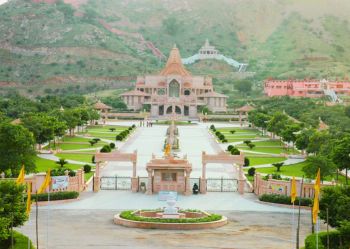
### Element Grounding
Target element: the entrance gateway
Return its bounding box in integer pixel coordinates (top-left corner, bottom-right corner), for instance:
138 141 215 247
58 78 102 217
94 151 246 194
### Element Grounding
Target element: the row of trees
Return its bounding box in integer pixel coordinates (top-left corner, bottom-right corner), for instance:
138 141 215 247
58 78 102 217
249 109 350 183
0 94 100 177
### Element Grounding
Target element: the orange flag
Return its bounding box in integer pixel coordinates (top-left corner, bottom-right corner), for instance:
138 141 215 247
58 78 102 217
38 169 51 194
26 183 31 215
312 168 321 224
291 177 297 204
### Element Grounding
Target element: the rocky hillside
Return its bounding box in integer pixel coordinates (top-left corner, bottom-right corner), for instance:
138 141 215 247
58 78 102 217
1 0 350 94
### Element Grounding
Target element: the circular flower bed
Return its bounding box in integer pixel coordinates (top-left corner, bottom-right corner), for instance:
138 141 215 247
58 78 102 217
114 209 227 230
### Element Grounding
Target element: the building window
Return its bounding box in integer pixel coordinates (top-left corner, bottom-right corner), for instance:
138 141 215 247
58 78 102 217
157 88 166 95
184 89 191 96
169 80 180 98
162 173 176 182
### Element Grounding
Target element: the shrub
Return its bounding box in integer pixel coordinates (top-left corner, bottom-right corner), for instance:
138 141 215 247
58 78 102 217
92 138 100 143
51 168 75 176
272 162 284 172
244 157 250 167
230 147 240 155
218 134 225 141
91 155 95 163
215 131 221 136
230 130 236 134
83 164 91 173
100 145 111 153
222 139 228 143
109 142 115 149
27 191 79 202
227 145 234 151
128 127 133 131
259 194 312 206
243 140 252 145
248 143 255 150
210 124 215 130
132 124 136 128
248 167 256 176
304 230 347 249
116 134 123 141
109 128 116 132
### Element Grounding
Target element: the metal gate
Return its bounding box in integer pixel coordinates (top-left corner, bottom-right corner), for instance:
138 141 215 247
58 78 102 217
206 178 238 192
100 176 131 190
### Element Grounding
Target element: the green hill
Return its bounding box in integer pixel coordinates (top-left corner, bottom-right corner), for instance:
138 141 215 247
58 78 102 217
1 0 350 95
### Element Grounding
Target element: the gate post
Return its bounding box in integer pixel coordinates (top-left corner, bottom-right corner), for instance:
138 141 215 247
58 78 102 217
131 177 139 192
238 164 245 195
93 162 100 193
146 169 153 195
200 159 207 194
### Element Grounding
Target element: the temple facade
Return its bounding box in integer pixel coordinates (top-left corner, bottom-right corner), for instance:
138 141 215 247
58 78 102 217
120 45 227 119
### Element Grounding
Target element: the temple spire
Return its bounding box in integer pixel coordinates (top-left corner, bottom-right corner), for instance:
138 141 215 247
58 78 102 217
159 45 191 76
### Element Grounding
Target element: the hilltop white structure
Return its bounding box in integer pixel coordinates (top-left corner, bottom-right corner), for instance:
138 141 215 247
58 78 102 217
182 39 248 72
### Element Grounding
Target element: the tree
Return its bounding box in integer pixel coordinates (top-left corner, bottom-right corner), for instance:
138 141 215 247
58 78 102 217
319 186 350 227
0 181 27 244
234 79 253 95
332 135 350 184
89 140 97 147
267 112 289 138
162 17 182 35
295 129 315 153
280 123 301 148
248 143 255 150
302 155 336 181
62 109 80 136
230 130 236 134
21 113 56 148
56 158 68 168
230 147 240 155
306 131 330 155
244 157 250 167
248 110 270 136
109 128 116 132
243 140 252 146
272 162 284 172
248 167 256 176
0 123 36 175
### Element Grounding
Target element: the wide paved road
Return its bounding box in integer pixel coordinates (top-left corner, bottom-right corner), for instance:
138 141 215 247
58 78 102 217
101 123 239 178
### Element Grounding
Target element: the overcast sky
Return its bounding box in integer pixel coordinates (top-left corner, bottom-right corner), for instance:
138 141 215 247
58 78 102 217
0 0 8 5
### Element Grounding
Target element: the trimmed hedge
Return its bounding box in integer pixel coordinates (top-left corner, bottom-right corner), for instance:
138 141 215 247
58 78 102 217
120 210 222 223
259 193 312 206
26 191 79 202
304 230 350 249
0 231 35 249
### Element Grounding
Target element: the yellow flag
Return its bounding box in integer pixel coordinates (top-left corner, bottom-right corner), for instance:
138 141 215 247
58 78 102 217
312 168 321 224
26 183 31 215
15 165 25 185
291 177 297 204
38 169 51 194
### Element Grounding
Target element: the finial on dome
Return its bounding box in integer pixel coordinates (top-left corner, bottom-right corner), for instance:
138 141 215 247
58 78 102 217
173 44 177 49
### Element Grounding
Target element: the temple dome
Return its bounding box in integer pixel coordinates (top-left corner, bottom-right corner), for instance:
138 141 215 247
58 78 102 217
160 45 191 76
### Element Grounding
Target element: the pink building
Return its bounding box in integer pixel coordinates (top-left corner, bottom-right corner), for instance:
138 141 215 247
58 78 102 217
264 79 350 101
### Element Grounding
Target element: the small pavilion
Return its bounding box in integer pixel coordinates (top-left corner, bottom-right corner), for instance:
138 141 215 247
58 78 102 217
236 104 255 126
93 100 112 123
145 155 192 195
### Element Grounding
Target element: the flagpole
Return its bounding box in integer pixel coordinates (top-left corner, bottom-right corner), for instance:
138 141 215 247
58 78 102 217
47 187 50 249
326 208 329 249
316 211 319 249
296 177 304 249
292 202 295 249
36 190 39 249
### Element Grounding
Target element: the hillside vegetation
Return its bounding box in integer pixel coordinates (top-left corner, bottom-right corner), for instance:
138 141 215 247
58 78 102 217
1 0 350 96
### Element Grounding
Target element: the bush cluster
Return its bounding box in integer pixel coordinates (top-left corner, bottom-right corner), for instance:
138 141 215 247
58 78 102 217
259 194 312 206
27 191 79 202
226 145 240 155
214 130 227 143
116 125 136 141
304 226 350 249
100 145 111 153
120 210 222 223
83 164 91 173
248 167 255 176
51 168 76 177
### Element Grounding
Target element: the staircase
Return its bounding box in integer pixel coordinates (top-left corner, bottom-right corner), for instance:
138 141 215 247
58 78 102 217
323 89 343 103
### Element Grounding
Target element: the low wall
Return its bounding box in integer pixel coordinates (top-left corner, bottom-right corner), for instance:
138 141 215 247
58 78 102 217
114 214 228 230
253 173 334 198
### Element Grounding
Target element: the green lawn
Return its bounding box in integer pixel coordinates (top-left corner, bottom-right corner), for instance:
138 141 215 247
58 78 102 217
216 127 260 133
35 156 82 172
247 161 348 184
84 171 94 182
56 153 94 163
86 125 128 133
247 157 286 166
84 132 118 140
12 231 35 249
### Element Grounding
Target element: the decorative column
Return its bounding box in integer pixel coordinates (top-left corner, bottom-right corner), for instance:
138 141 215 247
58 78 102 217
200 152 207 194
93 162 100 193
184 169 191 196
146 169 153 195
239 111 242 127
131 160 138 192
238 164 245 195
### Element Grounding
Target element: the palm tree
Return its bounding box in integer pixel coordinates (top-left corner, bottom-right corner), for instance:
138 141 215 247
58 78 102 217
56 158 68 168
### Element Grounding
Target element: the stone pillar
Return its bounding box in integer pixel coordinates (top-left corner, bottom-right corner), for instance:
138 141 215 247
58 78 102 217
184 169 191 196
151 104 158 117
200 153 207 194
93 162 100 193
239 112 242 127
238 164 245 195
146 169 153 195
